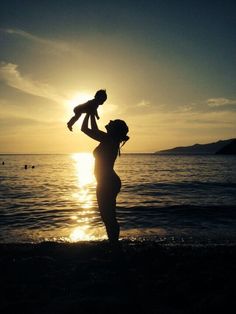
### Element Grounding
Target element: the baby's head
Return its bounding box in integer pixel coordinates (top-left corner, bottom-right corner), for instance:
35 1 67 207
94 89 107 104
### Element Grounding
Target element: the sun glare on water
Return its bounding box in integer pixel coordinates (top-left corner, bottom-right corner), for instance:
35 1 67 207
72 152 95 187
68 153 106 242
69 225 106 242
69 226 95 241
71 153 95 209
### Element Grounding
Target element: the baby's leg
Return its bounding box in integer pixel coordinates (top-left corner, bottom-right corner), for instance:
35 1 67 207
73 106 83 115
67 113 81 131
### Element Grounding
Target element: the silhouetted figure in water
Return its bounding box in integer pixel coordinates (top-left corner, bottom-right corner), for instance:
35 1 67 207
32 165 35 169
81 113 129 245
2 161 4 165
67 89 107 131
24 165 27 169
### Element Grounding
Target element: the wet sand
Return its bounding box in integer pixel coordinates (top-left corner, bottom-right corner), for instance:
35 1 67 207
1 240 236 314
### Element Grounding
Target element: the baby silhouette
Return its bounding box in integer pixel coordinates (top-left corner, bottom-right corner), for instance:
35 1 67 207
67 89 107 131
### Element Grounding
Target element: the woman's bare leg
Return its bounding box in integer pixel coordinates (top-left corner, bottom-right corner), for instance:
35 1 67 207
104 214 120 244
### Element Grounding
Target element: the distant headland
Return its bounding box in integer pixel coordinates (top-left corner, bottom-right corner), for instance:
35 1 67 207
155 138 236 155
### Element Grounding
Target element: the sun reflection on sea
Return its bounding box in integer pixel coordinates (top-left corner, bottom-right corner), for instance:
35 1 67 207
68 153 105 241
72 152 95 187
71 152 95 209
69 226 94 241
69 225 106 242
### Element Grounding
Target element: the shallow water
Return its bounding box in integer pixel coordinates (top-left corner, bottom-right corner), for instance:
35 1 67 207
0 153 236 244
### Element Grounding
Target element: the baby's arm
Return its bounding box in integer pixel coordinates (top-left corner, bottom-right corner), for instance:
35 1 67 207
94 109 99 120
88 102 99 119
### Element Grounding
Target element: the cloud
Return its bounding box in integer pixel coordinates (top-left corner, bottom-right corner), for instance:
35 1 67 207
121 99 167 118
153 98 236 130
137 100 150 107
0 62 65 103
178 97 236 114
207 98 236 107
0 116 51 128
2 28 70 52
178 110 236 128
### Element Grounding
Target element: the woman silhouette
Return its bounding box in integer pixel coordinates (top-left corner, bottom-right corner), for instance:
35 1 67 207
81 113 129 245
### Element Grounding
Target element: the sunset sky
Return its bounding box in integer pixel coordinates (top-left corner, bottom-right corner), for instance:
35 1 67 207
1 0 236 153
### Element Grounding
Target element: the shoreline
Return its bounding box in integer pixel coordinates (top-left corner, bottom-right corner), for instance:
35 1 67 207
1 240 236 313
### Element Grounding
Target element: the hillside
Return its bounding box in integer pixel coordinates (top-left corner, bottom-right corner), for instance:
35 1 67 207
155 139 236 155
215 139 236 155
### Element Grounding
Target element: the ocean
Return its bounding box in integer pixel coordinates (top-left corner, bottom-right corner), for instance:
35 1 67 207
0 153 236 244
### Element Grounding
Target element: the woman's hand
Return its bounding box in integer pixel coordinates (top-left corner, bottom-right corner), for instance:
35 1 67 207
81 113 107 142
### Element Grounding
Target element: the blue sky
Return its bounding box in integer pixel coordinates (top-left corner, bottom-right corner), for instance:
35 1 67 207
0 0 236 153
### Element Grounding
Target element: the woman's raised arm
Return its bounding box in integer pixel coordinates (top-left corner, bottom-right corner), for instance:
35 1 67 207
90 114 99 130
81 113 107 142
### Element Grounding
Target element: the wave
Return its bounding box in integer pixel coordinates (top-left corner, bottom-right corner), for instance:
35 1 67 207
117 204 236 211
116 204 236 229
124 181 236 191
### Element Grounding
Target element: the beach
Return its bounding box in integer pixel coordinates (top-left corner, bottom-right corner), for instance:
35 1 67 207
1 240 236 314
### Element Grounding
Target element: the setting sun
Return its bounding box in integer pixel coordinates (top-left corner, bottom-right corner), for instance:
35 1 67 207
66 92 93 110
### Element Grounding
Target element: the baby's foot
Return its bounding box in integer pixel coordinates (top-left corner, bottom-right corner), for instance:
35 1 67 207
67 122 73 131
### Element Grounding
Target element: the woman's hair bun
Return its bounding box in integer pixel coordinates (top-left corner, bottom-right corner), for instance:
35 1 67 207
109 119 129 144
